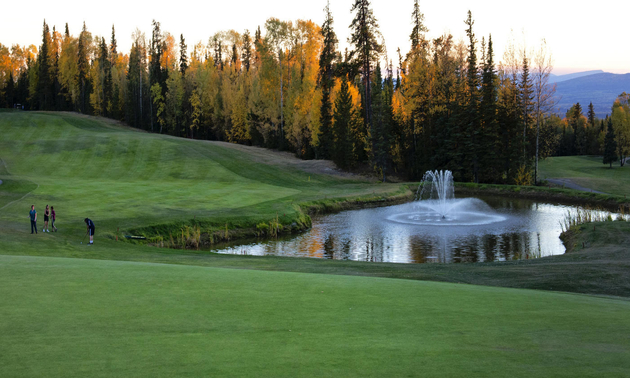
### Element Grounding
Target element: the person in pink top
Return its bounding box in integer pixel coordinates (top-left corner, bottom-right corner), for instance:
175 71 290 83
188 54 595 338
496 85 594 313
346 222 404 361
51 206 57 232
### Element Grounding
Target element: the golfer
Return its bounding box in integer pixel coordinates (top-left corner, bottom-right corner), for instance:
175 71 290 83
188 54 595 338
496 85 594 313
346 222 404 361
51 206 57 232
84 218 95 245
29 205 37 234
43 205 50 232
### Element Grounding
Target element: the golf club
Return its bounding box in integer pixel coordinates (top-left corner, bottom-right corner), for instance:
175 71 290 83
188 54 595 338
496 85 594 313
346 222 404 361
81 232 87 244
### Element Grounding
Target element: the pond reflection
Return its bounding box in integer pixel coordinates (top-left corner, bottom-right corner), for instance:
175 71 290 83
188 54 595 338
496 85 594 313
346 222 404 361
212 197 607 264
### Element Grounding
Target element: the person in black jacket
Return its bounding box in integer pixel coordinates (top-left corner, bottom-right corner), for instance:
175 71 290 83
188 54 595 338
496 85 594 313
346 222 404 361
84 218 95 245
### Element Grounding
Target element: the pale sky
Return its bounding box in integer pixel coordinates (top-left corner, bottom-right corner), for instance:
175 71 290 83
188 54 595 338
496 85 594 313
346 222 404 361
2 0 628 75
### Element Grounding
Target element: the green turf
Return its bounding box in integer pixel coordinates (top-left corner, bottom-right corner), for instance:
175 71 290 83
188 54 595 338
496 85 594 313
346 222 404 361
539 156 630 196
2 112 630 376
1 254 629 378
0 111 401 238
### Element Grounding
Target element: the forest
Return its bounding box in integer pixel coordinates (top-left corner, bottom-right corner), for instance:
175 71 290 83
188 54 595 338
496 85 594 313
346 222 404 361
1 0 629 184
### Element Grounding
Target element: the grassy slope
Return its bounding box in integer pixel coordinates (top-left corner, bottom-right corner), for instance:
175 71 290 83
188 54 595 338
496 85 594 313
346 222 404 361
2 112 630 375
1 254 629 378
0 111 401 237
539 155 630 196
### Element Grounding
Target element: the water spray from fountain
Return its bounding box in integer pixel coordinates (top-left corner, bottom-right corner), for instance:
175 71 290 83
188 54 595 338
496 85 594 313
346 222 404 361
387 170 507 226
416 170 455 218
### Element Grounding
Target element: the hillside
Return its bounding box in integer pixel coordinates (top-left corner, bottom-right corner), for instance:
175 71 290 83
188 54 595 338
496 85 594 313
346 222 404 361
554 72 630 117
0 111 401 240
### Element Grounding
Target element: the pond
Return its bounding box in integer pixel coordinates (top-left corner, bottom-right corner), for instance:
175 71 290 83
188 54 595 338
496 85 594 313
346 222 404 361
211 196 609 264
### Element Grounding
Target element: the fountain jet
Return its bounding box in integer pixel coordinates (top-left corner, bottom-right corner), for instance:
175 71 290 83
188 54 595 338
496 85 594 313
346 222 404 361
387 170 507 226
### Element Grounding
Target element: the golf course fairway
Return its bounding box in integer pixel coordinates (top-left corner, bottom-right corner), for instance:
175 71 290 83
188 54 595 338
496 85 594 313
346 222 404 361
1 111 630 376
2 255 629 377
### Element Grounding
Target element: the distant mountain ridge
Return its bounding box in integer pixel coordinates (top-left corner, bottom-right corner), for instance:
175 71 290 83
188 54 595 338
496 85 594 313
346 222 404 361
549 70 605 84
553 72 630 117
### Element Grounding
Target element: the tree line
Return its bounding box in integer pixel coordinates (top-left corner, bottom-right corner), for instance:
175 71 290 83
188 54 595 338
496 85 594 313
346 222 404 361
1 0 628 183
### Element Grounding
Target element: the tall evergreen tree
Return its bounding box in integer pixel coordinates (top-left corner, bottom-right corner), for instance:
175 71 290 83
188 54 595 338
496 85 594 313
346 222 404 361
241 30 252 72
464 11 481 183
409 0 428 51
318 0 338 159
332 78 355 169
110 25 117 66
571 103 587 155
349 0 383 145
51 26 63 111
587 102 596 128
36 20 53 110
77 22 91 114
149 20 166 132
480 34 499 182
520 54 534 163
179 34 188 74
371 63 391 181
100 37 113 116
5 72 15 108
603 118 617 168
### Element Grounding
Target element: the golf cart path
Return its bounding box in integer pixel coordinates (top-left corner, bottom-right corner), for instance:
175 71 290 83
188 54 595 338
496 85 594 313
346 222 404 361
547 178 608 195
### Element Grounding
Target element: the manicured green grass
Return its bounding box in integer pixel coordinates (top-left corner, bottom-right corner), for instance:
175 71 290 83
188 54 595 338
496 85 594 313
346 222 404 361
3 112 630 376
1 254 629 378
0 111 401 239
539 156 630 196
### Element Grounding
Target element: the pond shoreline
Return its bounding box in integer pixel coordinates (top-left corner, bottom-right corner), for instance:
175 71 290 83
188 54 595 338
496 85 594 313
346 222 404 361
127 183 629 250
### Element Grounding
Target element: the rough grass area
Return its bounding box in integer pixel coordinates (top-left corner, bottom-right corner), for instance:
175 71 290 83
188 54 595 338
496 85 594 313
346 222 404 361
539 155 630 197
1 254 629 378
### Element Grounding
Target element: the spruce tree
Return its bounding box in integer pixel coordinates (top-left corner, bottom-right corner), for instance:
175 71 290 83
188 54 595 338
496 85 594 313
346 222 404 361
99 37 113 116
77 22 91 114
110 25 118 66
464 11 481 183
177 35 186 75
349 0 383 144
520 55 534 163
149 20 166 132
587 102 596 128
603 118 617 168
371 63 391 182
36 20 52 110
5 72 15 108
480 34 499 182
409 0 428 51
241 30 252 72
332 79 355 169
318 0 338 159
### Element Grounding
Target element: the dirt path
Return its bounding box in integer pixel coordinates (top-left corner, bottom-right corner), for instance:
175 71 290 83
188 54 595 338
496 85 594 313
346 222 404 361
547 178 607 194
203 140 373 181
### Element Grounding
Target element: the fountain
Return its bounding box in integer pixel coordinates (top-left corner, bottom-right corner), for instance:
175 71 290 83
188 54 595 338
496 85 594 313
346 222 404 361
388 170 507 226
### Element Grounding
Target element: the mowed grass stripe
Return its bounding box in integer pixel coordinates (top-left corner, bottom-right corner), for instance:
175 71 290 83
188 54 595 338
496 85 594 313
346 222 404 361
1 254 628 378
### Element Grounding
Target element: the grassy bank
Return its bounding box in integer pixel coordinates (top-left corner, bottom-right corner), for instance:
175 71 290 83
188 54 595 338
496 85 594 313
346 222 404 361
539 155 630 196
454 182 630 211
